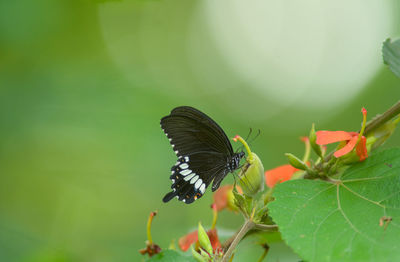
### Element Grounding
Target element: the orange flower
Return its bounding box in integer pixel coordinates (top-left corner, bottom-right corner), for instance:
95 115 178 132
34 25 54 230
213 185 242 211
178 229 221 252
265 164 299 188
316 108 368 161
178 230 198 252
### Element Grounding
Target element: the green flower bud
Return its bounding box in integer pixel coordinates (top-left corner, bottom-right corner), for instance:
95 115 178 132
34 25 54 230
238 152 265 197
285 153 308 170
233 135 264 197
197 222 212 255
309 123 323 158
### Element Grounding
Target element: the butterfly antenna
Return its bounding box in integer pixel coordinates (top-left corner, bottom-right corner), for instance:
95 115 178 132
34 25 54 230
245 128 253 141
248 129 261 144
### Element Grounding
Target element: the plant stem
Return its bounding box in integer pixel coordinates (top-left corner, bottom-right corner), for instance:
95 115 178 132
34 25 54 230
222 220 255 262
256 244 270 262
364 100 400 135
254 223 278 231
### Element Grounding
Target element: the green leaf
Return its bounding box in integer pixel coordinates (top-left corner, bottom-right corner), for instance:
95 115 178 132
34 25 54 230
383 38 400 78
146 250 197 262
268 148 400 262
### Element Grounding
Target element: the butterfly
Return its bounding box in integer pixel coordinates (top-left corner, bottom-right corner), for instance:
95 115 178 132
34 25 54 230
160 106 245 204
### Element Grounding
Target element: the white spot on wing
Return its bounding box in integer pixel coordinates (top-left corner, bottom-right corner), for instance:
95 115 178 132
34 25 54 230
183 199 186 203
175 150 179 155
184 172 195 181
190 175 199 184
169 138 172 142
200 183 206 194
181 169 192 176
185 156 189 162
171 179 175 183
195 179 202 189
179 163 189 169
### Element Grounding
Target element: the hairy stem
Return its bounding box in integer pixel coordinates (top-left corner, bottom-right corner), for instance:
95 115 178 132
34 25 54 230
364 100 400 135
222 220 255 262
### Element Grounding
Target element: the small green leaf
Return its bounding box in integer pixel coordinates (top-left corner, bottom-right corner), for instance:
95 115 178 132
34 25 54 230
383 38 400 78
268 148 400 262
233 186 245 209
191 245 207 262
147 250 196 262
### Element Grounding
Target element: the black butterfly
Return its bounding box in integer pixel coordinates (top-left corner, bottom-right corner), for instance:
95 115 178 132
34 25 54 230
160 106 245 204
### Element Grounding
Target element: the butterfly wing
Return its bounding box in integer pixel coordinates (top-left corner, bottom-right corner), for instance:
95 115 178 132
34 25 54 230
161 106 235 204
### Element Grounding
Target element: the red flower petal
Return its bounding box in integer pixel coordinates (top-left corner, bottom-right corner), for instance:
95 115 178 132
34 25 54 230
178 229 221 253
178 231 198 252
213 185 233 211
333 136 358 158
265 164 298 188
300 136 309 142
213 185 242 211
207 229 221 251
356 136 368 161
316 131 353 145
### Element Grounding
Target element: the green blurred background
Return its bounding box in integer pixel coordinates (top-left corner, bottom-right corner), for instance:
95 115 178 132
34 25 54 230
1 0 400 261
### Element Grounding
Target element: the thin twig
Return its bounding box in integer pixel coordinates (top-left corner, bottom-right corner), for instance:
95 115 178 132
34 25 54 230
364 100 400 135
222 220 255 262
256 243 270 262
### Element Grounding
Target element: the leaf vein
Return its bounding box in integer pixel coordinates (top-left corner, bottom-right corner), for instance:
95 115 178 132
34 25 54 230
342 167 400 183
336 185 378 245
312 208 339 261
340 183 385 208
340 154 400 179
287 184 336 227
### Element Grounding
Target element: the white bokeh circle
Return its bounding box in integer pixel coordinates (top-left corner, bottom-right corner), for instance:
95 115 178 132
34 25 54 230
196 0 395 110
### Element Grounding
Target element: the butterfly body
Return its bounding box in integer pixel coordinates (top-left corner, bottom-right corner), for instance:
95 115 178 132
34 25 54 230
160 106 244 204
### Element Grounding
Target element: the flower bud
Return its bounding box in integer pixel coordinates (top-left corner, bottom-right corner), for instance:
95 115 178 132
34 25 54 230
198 222 212 255
238 152 265 197
309 123 323 157
285 153 308 170
233 135 265 197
